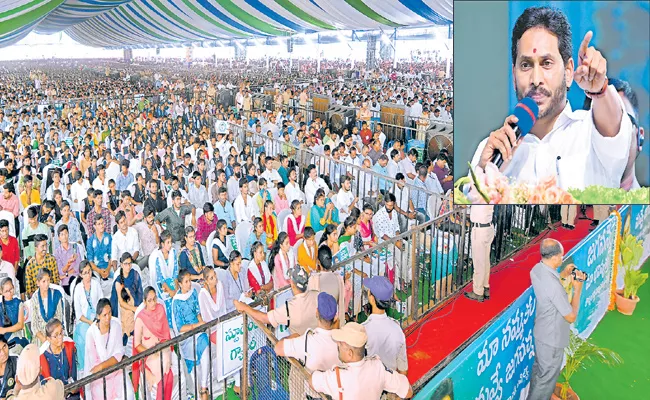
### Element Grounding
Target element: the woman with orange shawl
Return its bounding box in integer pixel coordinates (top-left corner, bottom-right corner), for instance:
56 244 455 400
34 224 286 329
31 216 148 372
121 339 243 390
261 200 278 248
133 286 174 400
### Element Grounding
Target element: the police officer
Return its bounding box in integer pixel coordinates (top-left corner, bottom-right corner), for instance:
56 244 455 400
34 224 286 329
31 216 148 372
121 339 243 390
362 276 408 375
275 292 341 400
310 323 413 399
234 265 319 335
465 205 495 302
527 239 586 400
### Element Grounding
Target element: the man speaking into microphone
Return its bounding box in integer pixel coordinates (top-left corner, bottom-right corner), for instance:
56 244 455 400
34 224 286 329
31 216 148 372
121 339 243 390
469 6 634 190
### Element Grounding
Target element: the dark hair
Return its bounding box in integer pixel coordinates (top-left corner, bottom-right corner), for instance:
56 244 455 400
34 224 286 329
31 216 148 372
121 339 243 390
267 232 289 274
304 226 315 239
56 224 69 237
177 268 191 283
45 318 64 338
319 224 337 246
96 298 112 319
250 241 264 259
143 286 156 300
115 210 126 225
160 230 172 245
229 250 242 263
0 220 8 229
203 202 214 213
511 7 572 66
120 252 133 263
384 193 396 204
317 245 333 271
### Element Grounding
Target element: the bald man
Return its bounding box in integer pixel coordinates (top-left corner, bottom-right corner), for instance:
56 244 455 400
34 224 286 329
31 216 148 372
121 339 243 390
527 239 586 400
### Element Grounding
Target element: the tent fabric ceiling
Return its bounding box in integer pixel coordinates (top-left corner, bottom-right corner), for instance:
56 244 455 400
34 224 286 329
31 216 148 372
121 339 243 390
0 0 452 48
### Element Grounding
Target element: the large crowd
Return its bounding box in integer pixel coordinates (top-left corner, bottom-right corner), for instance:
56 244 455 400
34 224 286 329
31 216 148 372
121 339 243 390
0 57 452 399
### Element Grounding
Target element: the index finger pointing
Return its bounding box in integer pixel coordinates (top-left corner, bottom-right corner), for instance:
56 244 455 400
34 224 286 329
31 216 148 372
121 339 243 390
579 31 593 60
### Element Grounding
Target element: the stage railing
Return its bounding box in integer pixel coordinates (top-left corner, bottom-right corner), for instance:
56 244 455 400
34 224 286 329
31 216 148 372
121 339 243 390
333 205 552 329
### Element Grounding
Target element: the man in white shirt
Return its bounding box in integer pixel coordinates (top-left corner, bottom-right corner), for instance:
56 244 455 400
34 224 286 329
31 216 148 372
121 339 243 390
166 176 189 208
92 165 109 194
227 164 242 203
372 194 411 285
285 168 306 204
387 149 401 179
45 169 69 201
233 178 258 224
398 149 418 181
111 210 140 267
304 164 329 207
343 146 362 167
335 176 358 222
260 157 282 189
470 10 632 190
187 171 209 209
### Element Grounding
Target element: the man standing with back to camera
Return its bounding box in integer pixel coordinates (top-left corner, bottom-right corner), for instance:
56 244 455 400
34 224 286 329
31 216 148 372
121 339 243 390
470 6 634 190
527 239 586 400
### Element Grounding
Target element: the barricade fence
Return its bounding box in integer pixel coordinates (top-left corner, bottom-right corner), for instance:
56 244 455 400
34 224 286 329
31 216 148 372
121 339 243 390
229 121 448 214
333 205 552 328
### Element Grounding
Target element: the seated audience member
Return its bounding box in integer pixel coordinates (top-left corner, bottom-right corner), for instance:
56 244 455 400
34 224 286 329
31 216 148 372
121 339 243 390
72 260 102 374
297 227 318 274
244 217 267 259
0 278 28 351
111 252 144 345
39 318 80 398
261 200 278 247
29 268 64 346
86 215 114 296
53 224 84 294
179 226 206 279
273 182 289 213
171 269 210 400
286 200 306 246
0 335 18 398
308 189 339 233
247 241 273 294
268 232 296 290
196 202 218 245
211 220 230 269
9 343 65 399
220 251 251 315
85 298 135 399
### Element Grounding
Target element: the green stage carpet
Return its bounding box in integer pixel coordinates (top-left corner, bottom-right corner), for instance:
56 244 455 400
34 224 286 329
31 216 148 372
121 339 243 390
569 258 650 400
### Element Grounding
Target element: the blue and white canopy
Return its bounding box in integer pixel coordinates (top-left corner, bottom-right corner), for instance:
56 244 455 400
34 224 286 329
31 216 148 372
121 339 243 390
0 0 453 48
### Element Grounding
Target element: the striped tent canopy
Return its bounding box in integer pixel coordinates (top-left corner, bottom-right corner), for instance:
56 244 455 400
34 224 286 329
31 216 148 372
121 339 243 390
0 0 452 48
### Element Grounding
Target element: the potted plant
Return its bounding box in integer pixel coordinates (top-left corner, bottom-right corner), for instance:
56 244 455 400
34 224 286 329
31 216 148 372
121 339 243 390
552 332 623 400
615 233 647 315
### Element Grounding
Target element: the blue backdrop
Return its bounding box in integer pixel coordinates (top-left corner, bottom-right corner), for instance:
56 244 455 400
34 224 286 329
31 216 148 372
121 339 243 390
508 1 650 186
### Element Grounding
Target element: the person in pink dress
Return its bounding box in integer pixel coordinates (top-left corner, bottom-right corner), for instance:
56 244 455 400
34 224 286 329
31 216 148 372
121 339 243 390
268 232 296 290
286 200 306 246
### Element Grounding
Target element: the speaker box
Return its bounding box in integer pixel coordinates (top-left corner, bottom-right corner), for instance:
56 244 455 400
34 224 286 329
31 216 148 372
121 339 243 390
252 93 272 111
327 105 356 134
312 94 330 122
217 89 235 109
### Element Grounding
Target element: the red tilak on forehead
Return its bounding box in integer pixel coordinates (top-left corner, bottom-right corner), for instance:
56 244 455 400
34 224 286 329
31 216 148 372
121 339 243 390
533 48 537 53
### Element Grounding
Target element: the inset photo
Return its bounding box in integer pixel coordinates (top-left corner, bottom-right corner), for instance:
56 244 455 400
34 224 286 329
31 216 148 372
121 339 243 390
453 1 649 204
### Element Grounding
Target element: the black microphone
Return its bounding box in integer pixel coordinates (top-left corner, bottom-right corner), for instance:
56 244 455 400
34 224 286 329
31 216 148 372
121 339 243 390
491 97 539 168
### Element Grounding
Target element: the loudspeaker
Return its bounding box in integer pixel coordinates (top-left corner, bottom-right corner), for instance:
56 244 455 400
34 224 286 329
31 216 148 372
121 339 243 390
327 105 356 134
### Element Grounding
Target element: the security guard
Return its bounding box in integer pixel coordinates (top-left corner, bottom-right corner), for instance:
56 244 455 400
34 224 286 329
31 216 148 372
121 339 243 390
465 205 495 302
275 292 341 400
234 265 319 335
310 323 414 399
362 276 408 375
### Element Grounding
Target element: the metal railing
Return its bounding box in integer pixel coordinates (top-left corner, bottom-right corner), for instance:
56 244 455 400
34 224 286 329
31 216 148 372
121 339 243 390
333 205 552 329
230 121 448 211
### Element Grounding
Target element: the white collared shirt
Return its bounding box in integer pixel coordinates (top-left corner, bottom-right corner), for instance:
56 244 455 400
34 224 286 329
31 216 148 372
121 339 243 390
111 227 141 262
470 86 633 190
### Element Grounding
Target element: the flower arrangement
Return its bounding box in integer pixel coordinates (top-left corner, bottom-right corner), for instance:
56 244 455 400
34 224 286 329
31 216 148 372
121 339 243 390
454 162 579 204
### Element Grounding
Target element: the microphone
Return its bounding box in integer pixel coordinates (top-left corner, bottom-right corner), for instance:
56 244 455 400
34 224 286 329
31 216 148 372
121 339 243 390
491 97 539 168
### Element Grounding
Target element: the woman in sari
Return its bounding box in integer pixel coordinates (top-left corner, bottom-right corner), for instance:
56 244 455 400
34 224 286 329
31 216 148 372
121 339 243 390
72 261 102 375
111 252 143 346
148 230 179 327
0 278 28 352
268 232 295 290
179 226 206 280
133 286 174 400
211 220 230 269
171 269 210 400
29 269 64 346
220 251 251 315
307 189 339 233
85 298 135 400
244 217 267 259
286 200 305 246
261 200 278 247
247 242 273 294
358 204 378 250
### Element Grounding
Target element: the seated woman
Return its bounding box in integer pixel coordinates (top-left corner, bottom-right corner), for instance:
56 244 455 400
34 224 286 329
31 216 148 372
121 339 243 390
111 252 144 346
30 268 64 346
268 232 295 290
179 226 206 280
319 224 340 255
85 298 135 400
358 203 378 250
307 189 339 233
253 178 272 215
243 217 267 259
211 220 230 269
247 242 273 295
286 200 305 246
39 318 80 398
297 227 318 274
72 261 102 376
198 267 226 345
261 200 278 248
273 182 289 214
149 230 179 327
0 278 28 352
0 336 18 399
339 215 359 247
133 286 174 400
220 251 251 315
172 269 211 400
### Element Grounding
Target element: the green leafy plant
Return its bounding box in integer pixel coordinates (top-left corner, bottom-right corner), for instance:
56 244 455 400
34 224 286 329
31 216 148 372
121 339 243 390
623 269 649 300
620 234 644 270
568 186 650 204
558 332 623 400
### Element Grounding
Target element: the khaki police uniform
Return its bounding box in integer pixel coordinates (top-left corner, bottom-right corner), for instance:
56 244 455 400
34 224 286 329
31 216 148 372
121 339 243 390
311 355 411 400
284 327 341 400
267 289 319 335
362 313 408 373
470 205 495 296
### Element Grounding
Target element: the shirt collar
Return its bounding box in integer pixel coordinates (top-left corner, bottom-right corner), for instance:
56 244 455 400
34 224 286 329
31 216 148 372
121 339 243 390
541 260 561 279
